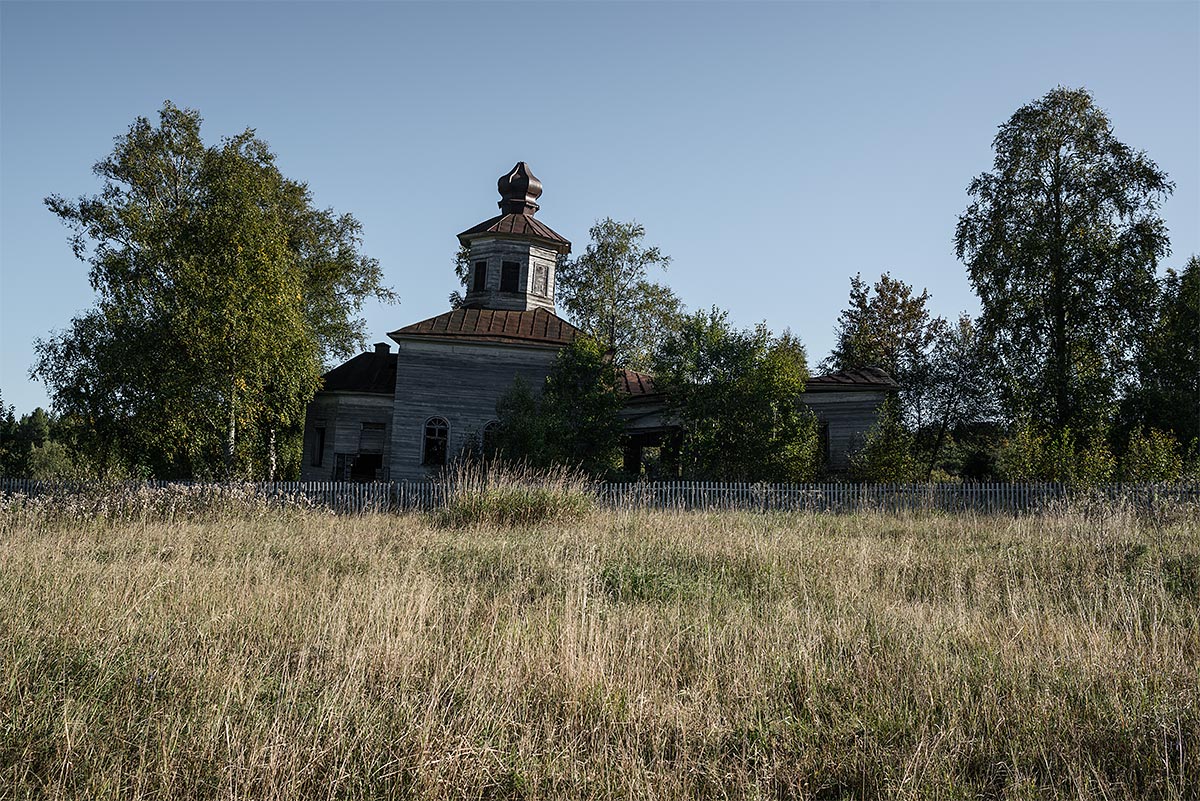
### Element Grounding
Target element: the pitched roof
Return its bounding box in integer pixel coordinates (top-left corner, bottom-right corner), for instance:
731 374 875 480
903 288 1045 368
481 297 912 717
806 366 897 390
619 368 660 398
388 307 584 347
320 349 396 395
457 213 571 252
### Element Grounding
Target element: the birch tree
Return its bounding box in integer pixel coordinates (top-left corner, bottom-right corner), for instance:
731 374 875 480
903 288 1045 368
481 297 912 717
35 102 393 478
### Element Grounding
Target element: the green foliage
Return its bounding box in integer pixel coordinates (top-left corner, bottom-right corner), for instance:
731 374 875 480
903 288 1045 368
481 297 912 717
998 423 1116 484
447 243 472 309
540 338 625 475
823 272 948 429
956 87 1173 434
653 308 819 482
35 102 392 479
0 397 81 479
1122 256 1200 447
434 462 593 528
848 400 918 483
920 315 999 476
490 338 623 477
1121 427 1184 483
556 218 682 371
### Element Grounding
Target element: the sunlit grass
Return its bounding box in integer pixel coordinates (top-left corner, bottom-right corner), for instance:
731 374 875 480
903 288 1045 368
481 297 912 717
1 499 1197 799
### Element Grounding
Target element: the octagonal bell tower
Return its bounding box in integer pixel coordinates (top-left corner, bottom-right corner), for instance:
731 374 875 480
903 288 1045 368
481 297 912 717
457 162 572 312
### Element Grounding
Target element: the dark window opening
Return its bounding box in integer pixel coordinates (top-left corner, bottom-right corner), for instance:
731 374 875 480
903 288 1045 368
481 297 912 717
311 426 326 467
472 261 488 292
423 417 449 466
359 422 385 454
818 422 830 465
500 261 520 292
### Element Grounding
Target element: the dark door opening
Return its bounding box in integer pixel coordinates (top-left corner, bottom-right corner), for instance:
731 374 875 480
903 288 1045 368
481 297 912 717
350 454 383 482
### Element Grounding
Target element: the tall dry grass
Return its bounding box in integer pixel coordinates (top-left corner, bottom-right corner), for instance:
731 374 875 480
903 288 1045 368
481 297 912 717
1 497 1197 799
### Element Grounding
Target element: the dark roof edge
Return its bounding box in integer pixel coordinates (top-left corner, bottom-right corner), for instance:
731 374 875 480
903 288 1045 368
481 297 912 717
386 331 567 349
806 366 898 389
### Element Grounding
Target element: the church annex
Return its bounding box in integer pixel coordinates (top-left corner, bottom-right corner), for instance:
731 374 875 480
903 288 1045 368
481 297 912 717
301 163 894 481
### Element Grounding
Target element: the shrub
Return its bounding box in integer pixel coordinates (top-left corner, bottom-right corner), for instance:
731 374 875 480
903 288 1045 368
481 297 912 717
849 400 917 482
998 423 1115 484
1122 427 1184 482
434 462 593 528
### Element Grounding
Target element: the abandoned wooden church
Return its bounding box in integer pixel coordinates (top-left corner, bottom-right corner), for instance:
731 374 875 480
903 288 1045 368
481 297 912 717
301 163 894 481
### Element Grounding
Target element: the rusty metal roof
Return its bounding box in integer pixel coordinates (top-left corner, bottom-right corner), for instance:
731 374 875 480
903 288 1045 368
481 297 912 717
457 213 571 252
319 349 396 395
619 368 660 398
806 366 897 390
388 308 585 347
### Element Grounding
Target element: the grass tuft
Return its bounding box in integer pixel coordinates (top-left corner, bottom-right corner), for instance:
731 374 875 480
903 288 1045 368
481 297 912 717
432 461 594 528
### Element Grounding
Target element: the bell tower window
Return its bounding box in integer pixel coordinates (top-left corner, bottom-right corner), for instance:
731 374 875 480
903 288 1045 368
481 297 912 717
472 261 488 292
500 261 520 292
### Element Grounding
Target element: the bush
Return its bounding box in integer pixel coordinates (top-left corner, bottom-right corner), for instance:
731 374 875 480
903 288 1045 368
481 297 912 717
998 423 1115 484
1122 427 1184 482
434 462 594 528
849 400 917 482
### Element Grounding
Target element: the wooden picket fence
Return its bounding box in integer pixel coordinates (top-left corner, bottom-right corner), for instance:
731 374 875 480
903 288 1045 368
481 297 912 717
2 478 1199 515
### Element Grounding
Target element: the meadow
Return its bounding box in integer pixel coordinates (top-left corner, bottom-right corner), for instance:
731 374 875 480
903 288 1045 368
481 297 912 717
1 489 1197 799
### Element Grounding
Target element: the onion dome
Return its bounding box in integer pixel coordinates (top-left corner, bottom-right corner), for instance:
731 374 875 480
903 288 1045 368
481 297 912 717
497 162 543 215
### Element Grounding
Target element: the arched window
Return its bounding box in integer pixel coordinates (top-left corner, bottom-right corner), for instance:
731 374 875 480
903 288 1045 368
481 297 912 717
422 417 449 465
482 420 501 454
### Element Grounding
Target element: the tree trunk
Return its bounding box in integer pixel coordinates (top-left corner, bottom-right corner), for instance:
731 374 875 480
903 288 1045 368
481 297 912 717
1049 149 1071 431
267 426 277 482
225 375 237 481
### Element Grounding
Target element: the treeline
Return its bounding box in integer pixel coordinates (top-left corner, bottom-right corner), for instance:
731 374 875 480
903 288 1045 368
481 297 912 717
481 87 1198 484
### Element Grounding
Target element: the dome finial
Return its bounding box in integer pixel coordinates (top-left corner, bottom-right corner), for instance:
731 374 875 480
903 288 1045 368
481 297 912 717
497 162 542 215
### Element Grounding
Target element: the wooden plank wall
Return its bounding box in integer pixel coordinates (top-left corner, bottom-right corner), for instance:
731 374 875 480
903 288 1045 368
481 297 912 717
802 389 890 469
388 339 560 480
301 393 394 481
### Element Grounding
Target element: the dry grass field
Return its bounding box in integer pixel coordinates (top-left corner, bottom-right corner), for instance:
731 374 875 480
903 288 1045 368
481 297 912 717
1 491 1197 799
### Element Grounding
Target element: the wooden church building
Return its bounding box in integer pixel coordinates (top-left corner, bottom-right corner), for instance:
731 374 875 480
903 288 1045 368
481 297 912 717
301 163 894 481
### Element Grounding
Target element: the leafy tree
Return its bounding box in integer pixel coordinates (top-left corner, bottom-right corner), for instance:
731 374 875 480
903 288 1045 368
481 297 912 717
540 337 624 475
1121 427 1183 483
35 102 392 479
490 377 547 464
653 308 818 482
0 392 20 477
822 272 948 429
556 218 682 370
848 399 917 483
0 400 79 479
997 422 1116 484
491 337 623 477
447 243 472 309
955 87 1173 434
1122 256 1199 448
27 441 75 481
921 314 998 476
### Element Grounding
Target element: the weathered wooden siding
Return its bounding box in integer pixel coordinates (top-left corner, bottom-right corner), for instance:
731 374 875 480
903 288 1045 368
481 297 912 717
301 391 394 480
388 338 560 480
462 238 559 311
801 389 890 470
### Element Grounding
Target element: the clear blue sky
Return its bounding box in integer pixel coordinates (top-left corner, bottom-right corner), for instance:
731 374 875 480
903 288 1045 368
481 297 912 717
2 1 1197 415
